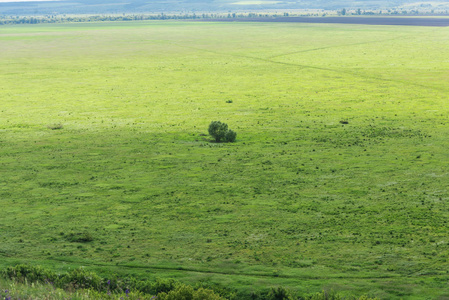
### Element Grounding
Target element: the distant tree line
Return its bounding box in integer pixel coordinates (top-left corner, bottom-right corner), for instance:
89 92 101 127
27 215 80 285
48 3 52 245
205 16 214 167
0 12 286 25
338 7 448 16
0 9 447 26
0 8 449 25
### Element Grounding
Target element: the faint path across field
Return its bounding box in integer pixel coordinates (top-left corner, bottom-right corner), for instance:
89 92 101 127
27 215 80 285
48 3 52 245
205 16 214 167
162 36 449 94
199 16 449 27
49 257 446 281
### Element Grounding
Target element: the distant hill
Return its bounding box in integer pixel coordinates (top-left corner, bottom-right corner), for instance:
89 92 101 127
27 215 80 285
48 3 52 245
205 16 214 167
0 0 446 15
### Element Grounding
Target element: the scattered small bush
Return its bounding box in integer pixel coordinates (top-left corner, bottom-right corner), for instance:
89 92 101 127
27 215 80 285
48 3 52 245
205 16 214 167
3 264 56 283
267 286 295 300
66 231 94 243
63 267 103 290
208 121 237 143
157 284 224 300
47 123 64 130
136 278 177 294
306 290 379 300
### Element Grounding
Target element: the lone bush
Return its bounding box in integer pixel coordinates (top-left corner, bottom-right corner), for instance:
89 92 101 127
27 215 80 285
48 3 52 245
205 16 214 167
208 121 237 143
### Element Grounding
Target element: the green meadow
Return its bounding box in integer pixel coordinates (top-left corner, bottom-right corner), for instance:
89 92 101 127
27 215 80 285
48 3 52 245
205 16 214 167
1 20 449 298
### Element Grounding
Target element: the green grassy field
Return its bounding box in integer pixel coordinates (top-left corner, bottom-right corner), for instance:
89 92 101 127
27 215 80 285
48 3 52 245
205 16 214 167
1 20 449 299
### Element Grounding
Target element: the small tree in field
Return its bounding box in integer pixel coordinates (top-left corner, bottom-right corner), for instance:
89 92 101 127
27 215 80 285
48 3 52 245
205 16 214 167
208 121 237 143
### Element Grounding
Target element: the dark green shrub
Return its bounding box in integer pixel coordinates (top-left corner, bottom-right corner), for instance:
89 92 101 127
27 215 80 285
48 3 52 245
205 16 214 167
208 121 228 142
61 267 102 290
3 264 57 283
306 291 379 300
267 287 295 300
47 123 63 130
195 287 226 300
194 282 236 299
156 284 224 300
66 231 94 243
152 278 178 294
208 121 237 143
224 129 237 143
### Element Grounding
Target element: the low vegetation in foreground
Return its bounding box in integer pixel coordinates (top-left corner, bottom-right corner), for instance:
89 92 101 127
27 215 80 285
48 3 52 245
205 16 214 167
0 265 379 299
1 20 449 299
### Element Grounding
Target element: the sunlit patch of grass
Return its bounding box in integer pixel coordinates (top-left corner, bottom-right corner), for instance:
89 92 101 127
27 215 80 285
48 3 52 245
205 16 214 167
0 21 449 298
